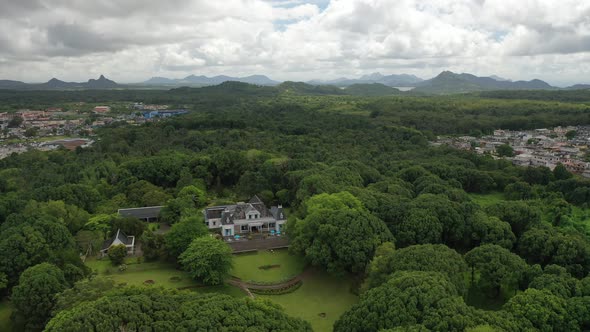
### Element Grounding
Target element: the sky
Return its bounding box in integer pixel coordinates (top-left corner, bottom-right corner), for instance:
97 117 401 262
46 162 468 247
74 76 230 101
1 0 589 86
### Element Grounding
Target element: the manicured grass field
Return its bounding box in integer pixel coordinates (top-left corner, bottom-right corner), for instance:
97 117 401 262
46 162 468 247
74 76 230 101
259 270 358 332
85 258 244 297
0 299 14 332
231 249 306 282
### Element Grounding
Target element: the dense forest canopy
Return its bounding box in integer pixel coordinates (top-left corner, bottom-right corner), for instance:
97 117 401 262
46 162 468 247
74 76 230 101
2 86 590 331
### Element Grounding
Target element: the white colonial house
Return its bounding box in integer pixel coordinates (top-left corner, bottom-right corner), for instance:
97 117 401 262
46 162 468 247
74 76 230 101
203 196 286 237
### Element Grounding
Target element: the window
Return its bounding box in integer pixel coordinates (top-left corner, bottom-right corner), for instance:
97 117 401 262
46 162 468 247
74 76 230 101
213 221 216 226
269 223 276 228
205 221 209 227
241 225 248 231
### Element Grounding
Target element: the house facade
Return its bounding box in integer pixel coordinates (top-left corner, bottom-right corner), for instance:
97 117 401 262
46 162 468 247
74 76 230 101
203 196 286 237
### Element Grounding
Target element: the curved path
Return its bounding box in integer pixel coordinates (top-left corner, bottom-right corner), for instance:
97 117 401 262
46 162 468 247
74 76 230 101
228 267 314 298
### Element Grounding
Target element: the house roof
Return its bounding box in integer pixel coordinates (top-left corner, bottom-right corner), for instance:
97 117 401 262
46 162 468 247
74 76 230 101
101 229 134 251
118 206 163 219
270 206 286 220
204 196 284 225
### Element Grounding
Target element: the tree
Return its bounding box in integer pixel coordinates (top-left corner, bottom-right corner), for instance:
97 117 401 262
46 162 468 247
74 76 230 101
529 265 580 298
46 288 311 331
567 296 590 331
363 244 468 293
393 208 443 247
485 201 541 237
503 289 571 332
566 130 577 140
335 271 479 332
496 144 514 157
469 212 515 249
165 215 209 259
11 263 68 331
53 277 118 314
179 236 232 285
523 166 552 185
141 230 166 261
291 192 393 273
465 244 528 298
553 163 573 180
108 244 127 266
504 181 533 200
110 216 146 237
0 272 7 293
8 116 23 128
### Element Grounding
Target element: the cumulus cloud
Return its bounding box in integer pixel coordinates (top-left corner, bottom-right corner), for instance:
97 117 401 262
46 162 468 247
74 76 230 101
0 0 589 85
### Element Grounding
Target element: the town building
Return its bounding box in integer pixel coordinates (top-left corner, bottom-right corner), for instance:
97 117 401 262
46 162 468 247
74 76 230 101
93 106 111 114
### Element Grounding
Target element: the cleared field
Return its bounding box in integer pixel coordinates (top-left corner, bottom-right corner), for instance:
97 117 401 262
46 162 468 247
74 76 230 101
259 270 358 332
231 249 306 282
85 258 244 296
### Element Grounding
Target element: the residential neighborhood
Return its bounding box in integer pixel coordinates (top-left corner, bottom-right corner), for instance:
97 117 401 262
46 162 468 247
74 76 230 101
0 102 188 159
436 125 590 177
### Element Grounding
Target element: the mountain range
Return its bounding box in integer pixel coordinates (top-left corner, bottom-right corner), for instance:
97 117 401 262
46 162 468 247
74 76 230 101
412 71 555 94
308 73 423 87
0 71 589 94
143 74 278 86
0 75 119 90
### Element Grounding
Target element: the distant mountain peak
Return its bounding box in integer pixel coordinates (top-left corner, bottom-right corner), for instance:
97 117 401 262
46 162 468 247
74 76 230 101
360 72 384 80
414 71 554 94
142 74 279 86
489 75 511 82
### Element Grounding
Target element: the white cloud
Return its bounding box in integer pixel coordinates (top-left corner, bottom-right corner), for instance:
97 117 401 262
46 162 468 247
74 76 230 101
0 0 589 85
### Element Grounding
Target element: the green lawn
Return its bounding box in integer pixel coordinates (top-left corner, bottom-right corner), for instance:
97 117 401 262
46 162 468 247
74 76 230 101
0 299 14 332
231 249 306 283
259 271 358 332
85 258 244 297
469 192 505 207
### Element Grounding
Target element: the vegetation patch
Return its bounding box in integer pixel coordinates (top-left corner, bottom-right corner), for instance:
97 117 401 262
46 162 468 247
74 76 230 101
249 281 302 295
169 276 182 283
258 264 281 270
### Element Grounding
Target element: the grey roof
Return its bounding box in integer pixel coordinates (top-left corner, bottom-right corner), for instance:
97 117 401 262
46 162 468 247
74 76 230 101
118 206 163 219
204 196 281 225
101 229 134 251
249 195 263 204
270 206 286 220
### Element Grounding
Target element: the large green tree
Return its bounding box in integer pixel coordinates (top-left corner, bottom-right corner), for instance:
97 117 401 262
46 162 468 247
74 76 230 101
46 288 312 331
465 244 528 298
165 215 209 259
291 192 393 273
11 263 68 331
503 289 571 332
179 236 232 285
363 243 468 294
335 271 479 332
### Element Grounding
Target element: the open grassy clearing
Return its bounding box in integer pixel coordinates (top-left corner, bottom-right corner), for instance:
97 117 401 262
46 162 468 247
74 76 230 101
468 192 506 207
259 270 358 332
231 249 306 282
0 299 14 332
85 258 244 296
